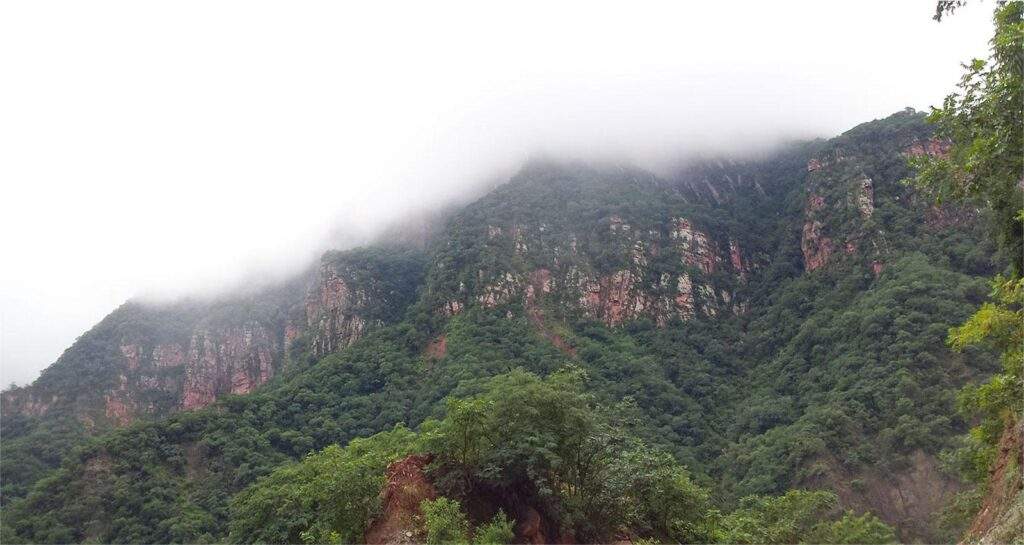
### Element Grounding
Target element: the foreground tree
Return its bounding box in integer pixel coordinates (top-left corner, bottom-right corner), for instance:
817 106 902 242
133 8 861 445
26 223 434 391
914 0 1024 540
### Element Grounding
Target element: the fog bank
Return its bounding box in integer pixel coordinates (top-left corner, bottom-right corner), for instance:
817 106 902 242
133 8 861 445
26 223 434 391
0 1 994 385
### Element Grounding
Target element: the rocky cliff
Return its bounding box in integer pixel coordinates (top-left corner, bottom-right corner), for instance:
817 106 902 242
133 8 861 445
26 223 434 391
1 290 301 426
424 162 753 336
0 110 1002 543
1 247 425 427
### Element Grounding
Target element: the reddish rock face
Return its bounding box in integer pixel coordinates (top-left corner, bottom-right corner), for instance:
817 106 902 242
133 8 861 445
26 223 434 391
152 343 186 367
871 260 885 277
305 262 374 357
729 239 745 275
577 270 656 326
103 373 134 425
671 218 720 274
807 158 822 172
801 220 833 271
104 394 132 426
674 274 695 319
903 138 950 158
120 344 142 370
180 324 278 410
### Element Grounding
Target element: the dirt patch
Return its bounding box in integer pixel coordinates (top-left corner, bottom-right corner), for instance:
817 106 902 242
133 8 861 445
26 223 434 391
424 335 447 360
365 454 437 545
966 418 1023 542
802 450 961 542
524 299 576 358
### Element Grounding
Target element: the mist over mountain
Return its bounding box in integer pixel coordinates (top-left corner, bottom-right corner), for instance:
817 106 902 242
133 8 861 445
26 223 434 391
3 2 1021 545
0 107 1008 542
0 1 994 387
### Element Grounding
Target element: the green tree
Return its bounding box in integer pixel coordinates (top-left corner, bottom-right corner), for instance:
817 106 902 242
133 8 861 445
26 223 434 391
913 3 1024 536
473 511 515 545
715 490 897 544
227 425 417 544
947 276 1024 479
805 511 898 544
422 497 470 545
913 1 1023 274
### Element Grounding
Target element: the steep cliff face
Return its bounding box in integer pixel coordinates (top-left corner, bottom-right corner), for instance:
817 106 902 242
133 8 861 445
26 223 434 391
2 247 426 427
2 293 301 425
797 112 974 277
91 324 284 418
306 262 370 356
0 110 1002 543
425 163 752 331
305 247 427 358
178 324 279 410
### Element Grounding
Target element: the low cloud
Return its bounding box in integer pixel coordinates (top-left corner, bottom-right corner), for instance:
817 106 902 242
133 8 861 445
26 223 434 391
0 0 994 385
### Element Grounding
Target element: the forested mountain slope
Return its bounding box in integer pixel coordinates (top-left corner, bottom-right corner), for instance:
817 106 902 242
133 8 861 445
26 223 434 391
0 110 1001 543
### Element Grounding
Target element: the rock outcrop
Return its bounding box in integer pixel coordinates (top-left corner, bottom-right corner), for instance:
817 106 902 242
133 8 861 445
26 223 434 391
855 175 874 218
180 324 278 410
671 218 722 275
435 213 747 329
1 247 428 425
903 138 951 158
801 219 833 272
306 261 372 357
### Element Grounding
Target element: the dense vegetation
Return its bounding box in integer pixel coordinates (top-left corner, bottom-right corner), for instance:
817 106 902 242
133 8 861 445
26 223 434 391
0 275 309 507
0 107 1003 544
912 2 1023 540
227 370 896 544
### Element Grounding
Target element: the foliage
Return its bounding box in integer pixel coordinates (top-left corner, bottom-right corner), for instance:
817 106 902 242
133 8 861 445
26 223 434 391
472 510 514 545
715 490 896 544
804 511 898 544
946 276 1024 481
422 369 712 543
914 1 1023 274
914 2 1024 539
422 497 470 545
0 111 999 544
227 425 417 544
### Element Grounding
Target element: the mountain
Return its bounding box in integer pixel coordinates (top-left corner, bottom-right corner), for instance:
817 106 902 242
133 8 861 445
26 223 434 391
0 110 1002 543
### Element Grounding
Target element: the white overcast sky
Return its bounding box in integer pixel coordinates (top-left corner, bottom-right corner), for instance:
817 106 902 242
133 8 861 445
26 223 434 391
0 1 995 386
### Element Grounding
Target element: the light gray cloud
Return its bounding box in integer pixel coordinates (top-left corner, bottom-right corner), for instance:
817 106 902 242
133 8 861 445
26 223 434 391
0 0 994 385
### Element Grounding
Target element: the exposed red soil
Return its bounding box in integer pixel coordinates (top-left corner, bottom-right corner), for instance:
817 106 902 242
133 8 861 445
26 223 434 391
364 454 437 545
526 306 576 358
424 334 447 360
966 418 1023 541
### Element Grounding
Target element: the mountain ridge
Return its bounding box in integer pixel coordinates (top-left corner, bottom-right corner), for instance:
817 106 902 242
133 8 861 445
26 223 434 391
0 110 1001 542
